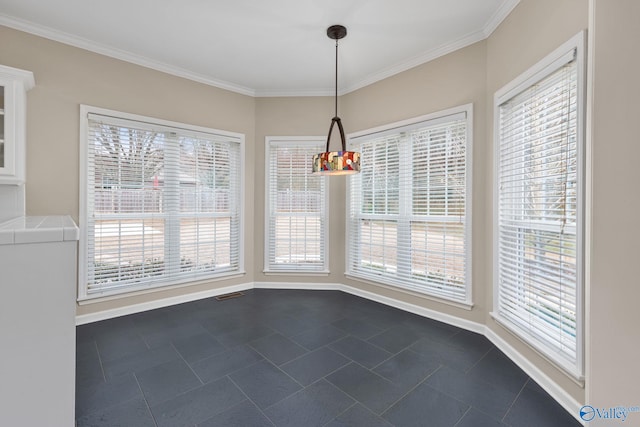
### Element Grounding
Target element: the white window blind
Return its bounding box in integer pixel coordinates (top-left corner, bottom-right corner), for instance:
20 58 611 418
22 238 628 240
494 36 584 377
80 107 243 299
265 138 328 273
347 106 472 304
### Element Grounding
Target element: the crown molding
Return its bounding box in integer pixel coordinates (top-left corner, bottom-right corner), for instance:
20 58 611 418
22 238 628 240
0 14 256 97
483 0 521 37
254 88 335 98
261 24 498 98
342 0 521 95
1 1 520 98
342 29 488 95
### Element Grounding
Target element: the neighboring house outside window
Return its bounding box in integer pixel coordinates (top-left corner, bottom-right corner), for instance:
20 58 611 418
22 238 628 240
79 105 244 300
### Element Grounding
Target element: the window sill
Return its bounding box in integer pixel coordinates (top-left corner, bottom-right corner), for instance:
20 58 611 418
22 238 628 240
490 311 585 386
263 269 330 277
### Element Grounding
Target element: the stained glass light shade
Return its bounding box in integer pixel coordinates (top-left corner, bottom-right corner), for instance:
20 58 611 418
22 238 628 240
312 150 360 175
312 115 360 175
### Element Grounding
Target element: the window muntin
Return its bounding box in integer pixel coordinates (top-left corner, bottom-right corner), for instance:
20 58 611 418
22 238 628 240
265 138 328 273
80 107 243 299
347 106 472 304
494 34 584 378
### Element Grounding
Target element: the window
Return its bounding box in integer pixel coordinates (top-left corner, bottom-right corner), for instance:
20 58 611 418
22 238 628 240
347 105 472 304
79 106 244 299
493 33 585 378
264 137 328 273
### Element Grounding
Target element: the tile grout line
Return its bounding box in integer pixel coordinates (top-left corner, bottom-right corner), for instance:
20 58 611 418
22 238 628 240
76 389 151 423
320 376 373 418
94 340 107 383
139 328 152 350
78 290 575 426
328 335 396 371
310 356 354 386
319 401 359 427
463 344 495 374
225 375 277 427
138 343 230 411
378 364 445 420
265 357 308 389
410 381 473 424
404 333 495 375
330 318 387 341
289 329 348 353
502 377 530 425
321 375 371 424
133 372 159 427
261 351 353 402
260 377 322 413
452 406 473 427
217 326 278 349
368 341 420 370
415 354 520 426
279 342 331 367
188 321 230 366
244 334 309 369
137 349 272 423
199 354 265 386
171 342 206 386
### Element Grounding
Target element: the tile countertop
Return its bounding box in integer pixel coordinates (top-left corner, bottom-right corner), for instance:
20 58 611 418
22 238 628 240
0 216 79 245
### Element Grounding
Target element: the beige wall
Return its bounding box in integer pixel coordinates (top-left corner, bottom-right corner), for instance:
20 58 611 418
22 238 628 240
253 96 348 284
588 0 640 418
5 0 636 418
484 0 588 405
0 26 257 316
334 0 589 407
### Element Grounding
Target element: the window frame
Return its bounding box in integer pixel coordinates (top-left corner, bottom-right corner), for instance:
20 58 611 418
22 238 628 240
263 136 329 275
346 104 473 307
492 32 586 380
79 105 245 301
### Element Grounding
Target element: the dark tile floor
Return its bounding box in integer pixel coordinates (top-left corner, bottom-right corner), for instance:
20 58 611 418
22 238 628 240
76 289 581 427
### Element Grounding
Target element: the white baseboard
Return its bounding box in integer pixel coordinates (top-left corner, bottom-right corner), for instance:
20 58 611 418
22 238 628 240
75 279 583 424
339 284 485 334
484 327 584 425
253 281 485 334
253 281 343 291
75 283 253 325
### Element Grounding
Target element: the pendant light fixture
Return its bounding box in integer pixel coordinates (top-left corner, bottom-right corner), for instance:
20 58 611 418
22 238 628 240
312 25 360 175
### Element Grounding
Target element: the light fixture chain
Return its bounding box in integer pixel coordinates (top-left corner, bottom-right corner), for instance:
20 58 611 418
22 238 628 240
335 38 338 118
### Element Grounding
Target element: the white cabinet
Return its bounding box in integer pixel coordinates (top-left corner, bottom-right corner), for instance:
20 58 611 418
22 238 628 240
0 65 35 185
0 216 79 427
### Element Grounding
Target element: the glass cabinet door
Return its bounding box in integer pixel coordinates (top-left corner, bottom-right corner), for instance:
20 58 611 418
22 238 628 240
0 85 4 169
0 66 34 185
0 79 14 178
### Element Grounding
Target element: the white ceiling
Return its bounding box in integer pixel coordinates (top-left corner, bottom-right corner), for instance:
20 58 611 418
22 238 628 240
0 0 519 97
